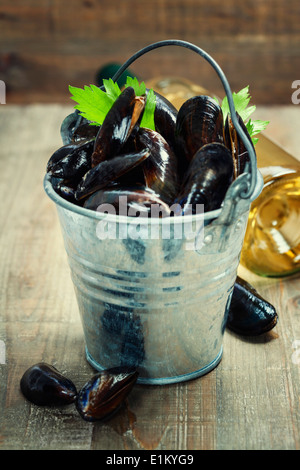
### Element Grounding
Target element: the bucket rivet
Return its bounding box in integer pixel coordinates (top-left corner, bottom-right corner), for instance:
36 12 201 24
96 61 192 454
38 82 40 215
235 220 242 232
204 234 213 245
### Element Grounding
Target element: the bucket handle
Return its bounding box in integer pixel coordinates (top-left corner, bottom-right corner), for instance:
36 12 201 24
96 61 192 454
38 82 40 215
109 39 257 201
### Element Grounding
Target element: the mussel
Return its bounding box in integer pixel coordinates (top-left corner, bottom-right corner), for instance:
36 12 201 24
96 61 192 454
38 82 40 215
71 118 100 143
224 112 253 178
75 366 138 422
91 86 146 167
60 111 100 145
175 95 224 175
135 128 179 205
150 89 178 152
48 138 94 181
60 111 81 145
75 148 150 200
83 185 171 217
20 362 77 406
47 141 87 173
174 142 233 215
227 276 278 336
52 178 78 204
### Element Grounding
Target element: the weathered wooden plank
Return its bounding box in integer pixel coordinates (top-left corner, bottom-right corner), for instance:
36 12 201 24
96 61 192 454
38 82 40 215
1 0 299 38
0 0 299 104
2 37 299 105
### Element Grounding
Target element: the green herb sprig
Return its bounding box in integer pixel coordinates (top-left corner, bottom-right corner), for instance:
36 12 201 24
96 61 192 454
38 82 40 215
69 77 156 131
70 78 268 146
217 86 269 145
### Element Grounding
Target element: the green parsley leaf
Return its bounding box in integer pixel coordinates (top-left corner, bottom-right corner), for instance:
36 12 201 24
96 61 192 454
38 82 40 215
103 78 122 101
140 88 156 130
220 85 269 145
125 76 146 96
124 77 156 130
69 76 156 131
69 82 117 125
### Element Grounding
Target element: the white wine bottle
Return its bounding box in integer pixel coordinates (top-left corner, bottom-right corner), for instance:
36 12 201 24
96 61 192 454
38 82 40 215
240 165 300 277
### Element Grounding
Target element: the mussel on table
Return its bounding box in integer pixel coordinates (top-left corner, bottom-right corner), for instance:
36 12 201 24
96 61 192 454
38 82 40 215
226 276 278 336
174 142 234 215
20 362 77 406
75 366 139 422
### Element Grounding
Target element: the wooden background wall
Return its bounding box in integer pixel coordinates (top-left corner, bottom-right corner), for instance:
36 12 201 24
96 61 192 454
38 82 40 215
0 0 299 104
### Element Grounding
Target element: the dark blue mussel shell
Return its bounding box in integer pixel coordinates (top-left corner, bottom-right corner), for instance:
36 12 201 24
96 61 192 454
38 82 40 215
20 362 77 406
227 276 278 336
75 366 138 422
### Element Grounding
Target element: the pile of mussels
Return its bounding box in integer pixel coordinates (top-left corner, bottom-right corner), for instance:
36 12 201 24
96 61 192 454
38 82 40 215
47 86 253 216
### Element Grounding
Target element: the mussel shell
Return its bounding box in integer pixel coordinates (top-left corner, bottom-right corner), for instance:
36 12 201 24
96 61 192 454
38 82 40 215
149 89 178 151
75 148 150 200
47 141 85 173
52 178 80 204
175 142 233 215
75 366 138 422
113 134 146 186
175 95 224 173
60 111 81 145
83 185 171 217
60 111 101 145
224 112 254 178
91 87 145 167
226 276 278 336
72 120 100 143
135 128 179 205
20 362 77 406
49 139 94 181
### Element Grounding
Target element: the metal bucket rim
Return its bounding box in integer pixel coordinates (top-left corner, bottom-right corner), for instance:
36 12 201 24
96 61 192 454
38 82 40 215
43 170 263 225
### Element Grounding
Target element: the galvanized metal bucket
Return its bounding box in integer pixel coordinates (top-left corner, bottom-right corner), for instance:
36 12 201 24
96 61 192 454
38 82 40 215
44 40 264 384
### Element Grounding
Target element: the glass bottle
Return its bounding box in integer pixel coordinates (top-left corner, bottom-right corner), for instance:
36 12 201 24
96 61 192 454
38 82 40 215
146 76 210 109
240 165 300 277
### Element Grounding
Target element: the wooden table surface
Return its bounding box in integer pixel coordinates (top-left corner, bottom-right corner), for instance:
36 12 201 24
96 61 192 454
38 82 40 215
0 103 299 451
